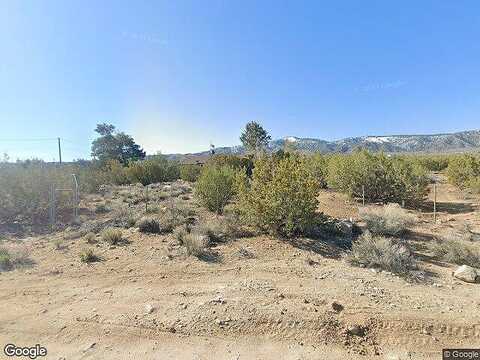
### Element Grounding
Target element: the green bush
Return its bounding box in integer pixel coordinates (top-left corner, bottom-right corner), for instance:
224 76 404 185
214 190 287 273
126 155 179 185
236 154 320 237
195 165 237 214
410 155 450 172
208 154 254 176
327 150 429 206
446 154 480 189
306 153 329 188
180 164 202 182
104 160 129 185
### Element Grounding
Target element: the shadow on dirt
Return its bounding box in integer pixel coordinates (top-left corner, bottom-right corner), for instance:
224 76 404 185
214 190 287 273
198 250 223 263
288 236 350 260
419 201 474 214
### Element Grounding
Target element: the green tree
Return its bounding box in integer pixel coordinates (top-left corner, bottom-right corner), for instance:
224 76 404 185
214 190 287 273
240 121 271 154
236 154 320 237
91 123 146 165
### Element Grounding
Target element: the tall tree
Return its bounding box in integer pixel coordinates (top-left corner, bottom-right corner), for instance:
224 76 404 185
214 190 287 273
91 123 146 165
240 121 271 153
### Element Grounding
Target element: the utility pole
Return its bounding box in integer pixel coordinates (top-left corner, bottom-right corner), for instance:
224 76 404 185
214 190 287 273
57 137 62 164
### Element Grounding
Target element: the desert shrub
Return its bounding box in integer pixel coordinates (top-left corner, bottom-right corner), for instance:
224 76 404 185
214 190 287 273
180 164 202 182
126 155 179 186
208 154 254 175
183 232 209 257
411 155 450 172
104 159 129 185
236 154 320 237
84 232 97 244
101 228 123 245
430 232 480 267
112 207 138 228
195 210 252 242
80 248 100 263
137 217 161 234
306 153 329 188
94 203 110 214
174 226 188 245
467 178 480 194
53 238 63 250
359 204 416 236
327 150 429 206
0 248 12 271
195 165 237 214
347 231 416 275
0 160 71 225
446 154 480 189
145 205 160 214
0 244 32 270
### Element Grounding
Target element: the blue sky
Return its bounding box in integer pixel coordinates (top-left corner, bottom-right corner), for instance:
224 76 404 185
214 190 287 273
1 0 480 160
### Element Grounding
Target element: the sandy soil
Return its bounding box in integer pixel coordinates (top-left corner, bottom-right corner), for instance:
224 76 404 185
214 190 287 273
1 175 480 360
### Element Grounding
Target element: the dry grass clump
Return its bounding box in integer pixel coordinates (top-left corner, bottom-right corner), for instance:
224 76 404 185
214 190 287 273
0 248 12 271
184 233 209 257
94 203 110 214
430 231 480 267
347 231 416 275
79 248 101 263
359 204 416 236
138 217 161 234
113 207 138 228
0 244 32 271
84 232 97 244
174 226 209 257
101 228 123 245
194 214 252 243
53 238 64 250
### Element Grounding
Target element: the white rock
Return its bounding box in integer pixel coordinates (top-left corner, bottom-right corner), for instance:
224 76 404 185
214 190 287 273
453 265 479 283
145 304 156 314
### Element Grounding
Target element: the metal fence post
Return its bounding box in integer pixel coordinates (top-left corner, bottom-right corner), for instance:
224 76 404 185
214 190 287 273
72 174 79 219
49 183 56 227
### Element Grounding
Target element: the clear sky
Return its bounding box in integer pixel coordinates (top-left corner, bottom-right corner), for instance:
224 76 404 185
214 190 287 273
1 0 480 161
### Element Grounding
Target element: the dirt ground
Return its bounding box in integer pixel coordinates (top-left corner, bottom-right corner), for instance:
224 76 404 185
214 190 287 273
1 175 480 359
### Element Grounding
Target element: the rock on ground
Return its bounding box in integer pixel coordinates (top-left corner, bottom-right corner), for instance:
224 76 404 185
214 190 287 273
453 265 479 283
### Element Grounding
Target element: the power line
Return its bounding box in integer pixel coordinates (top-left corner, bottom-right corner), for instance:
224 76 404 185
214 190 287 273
0 138 58 142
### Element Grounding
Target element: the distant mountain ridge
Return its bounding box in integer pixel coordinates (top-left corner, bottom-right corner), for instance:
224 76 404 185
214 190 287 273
166 129 480 162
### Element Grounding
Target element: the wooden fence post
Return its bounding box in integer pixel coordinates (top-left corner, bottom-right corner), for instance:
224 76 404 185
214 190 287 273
433 182 437 223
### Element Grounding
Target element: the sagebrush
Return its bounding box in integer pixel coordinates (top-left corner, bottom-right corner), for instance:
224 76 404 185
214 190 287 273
359 204 416 236
347 231 416 275
430 231 480 267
